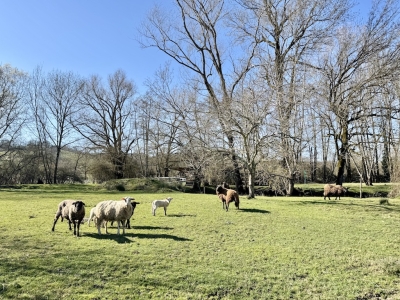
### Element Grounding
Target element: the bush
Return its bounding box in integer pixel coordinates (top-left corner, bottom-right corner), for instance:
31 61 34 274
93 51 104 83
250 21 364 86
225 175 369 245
115 184 125 191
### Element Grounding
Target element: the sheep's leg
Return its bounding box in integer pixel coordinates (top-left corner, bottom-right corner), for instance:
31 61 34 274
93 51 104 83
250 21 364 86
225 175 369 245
105 221 109 234
126 219 131 229
68 220 72 231
76 222 80 237
116 221 121 235
96 223 102 235
51 214 61 231
164 207 167 216
72 220 77 236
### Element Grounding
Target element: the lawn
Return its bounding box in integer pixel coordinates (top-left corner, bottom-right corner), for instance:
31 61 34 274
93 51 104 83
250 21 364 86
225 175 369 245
1 185 400 299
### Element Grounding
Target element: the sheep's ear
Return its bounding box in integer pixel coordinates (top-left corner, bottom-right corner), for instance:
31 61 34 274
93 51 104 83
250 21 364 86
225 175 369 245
72 202 76 205
82 202 86 206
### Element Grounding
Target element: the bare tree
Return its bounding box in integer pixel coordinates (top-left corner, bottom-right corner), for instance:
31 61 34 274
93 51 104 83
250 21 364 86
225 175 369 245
42 70 83 183
315 0 400 185
0 64 27 157
0 64 29 184
75 70 137 179
27 68 83 183
234 0 351 194
134 92 154 177
27 67 52 183
144 65 186 178
228 76 273 197
139 0 259 193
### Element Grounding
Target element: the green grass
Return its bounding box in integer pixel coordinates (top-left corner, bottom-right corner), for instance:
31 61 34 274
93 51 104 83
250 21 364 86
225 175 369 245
1 185 400 299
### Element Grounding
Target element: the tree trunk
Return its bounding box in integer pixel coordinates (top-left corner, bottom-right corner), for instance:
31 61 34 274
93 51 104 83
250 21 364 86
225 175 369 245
287 174 295 196
247 166 256 199
335 125 348 186
228 136 244 194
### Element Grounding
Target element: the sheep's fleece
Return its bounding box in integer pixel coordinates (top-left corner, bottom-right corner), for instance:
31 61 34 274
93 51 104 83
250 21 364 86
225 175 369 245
323 184 347 200
152 197 173 216
51 200 86 237
94 196 134 235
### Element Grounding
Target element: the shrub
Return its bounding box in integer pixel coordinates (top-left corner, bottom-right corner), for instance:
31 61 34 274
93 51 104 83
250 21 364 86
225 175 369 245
115 184 126 191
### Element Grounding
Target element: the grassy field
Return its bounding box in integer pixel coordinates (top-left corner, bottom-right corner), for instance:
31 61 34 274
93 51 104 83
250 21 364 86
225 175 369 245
1 184 400 299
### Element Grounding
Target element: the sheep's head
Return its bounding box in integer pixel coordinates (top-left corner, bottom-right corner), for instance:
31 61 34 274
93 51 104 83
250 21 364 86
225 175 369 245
122 196 134 204
72 201 85 210
216 185 225 194
131 201 140 212
166 197 173 202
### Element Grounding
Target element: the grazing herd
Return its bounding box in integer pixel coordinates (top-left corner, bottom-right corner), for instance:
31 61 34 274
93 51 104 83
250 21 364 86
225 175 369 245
51 183 348 237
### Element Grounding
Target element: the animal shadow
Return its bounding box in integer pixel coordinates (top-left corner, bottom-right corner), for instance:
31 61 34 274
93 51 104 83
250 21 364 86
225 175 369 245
84 232 134 244
239 208 271 214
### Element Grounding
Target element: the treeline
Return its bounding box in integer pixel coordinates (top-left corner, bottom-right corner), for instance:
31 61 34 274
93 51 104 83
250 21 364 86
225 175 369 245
1 0 400 197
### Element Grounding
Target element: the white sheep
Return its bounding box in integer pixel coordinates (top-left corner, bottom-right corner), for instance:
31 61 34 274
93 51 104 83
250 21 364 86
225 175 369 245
87 206 105 228
152 197 173 216
51 200 86 237
93 196 134 235
87 207 97 227
110 200 140 229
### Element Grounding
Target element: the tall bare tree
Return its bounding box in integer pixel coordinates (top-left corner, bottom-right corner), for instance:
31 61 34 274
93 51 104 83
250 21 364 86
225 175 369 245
27 67 52 183
43 70 83 183
139 0 258 193
0 63 27 144
75 70 137 179
144 65 186 178
0 64 28 184
228 75 273 197
234 0 350 194
27 68 83 183
315 0 400 185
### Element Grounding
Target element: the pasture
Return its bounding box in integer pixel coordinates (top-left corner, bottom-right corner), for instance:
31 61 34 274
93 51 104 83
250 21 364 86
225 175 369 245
1 185 400 299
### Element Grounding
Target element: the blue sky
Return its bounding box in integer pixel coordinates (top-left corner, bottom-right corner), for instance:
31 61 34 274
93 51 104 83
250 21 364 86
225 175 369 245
0 0 372 94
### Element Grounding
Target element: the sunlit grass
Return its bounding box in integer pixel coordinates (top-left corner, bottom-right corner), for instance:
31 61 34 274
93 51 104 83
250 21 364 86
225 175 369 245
1 186 400 299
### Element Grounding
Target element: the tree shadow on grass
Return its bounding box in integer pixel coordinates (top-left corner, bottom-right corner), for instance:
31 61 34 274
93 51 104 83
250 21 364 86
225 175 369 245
294 200 400 212
133 233 192 241
132 225 174 230
239 208 271 214
167 213 197 217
